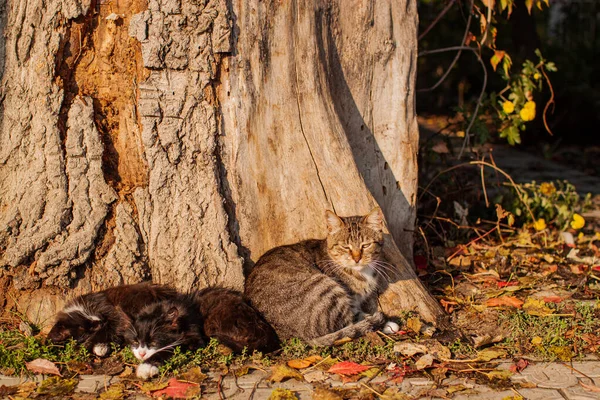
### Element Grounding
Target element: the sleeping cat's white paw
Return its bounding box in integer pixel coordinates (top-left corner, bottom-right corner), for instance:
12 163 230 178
136 363 159 380
93 343 109 357
383 321 400 334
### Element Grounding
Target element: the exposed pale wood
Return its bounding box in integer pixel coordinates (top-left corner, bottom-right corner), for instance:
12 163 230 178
0 0 446 328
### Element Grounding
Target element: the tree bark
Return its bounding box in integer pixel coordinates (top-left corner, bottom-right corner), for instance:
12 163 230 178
0 0 446 329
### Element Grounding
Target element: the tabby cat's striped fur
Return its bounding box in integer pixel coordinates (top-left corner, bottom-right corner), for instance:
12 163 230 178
244 208 391 346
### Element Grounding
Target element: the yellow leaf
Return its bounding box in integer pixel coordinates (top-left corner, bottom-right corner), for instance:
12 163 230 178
487 370 514 380
456 130 465 138
268 365 304 383
491 51 505 72
570 213 585 230
287 355 322 369
531 336 543 345
533 218 546 231
522 298 554 316
476 348 507 362
407 317 422 333
268 388 298 400
525 0 534 14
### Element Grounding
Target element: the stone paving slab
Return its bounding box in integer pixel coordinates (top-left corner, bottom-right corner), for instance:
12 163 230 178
3 361 600 398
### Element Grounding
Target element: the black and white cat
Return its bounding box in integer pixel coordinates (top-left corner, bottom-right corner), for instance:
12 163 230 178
125 288 279 379
47 282 177 356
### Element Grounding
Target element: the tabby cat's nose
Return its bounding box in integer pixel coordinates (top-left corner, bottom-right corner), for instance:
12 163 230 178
139 350 146 358
351 250 362 263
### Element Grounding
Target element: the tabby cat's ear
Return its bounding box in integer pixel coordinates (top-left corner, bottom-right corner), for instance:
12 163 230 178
167 307 179 323
363 207 383 231
325 210 344 234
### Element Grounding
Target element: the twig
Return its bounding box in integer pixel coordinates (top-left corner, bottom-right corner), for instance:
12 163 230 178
360 382 383 397
419 0 457 41
218 374 225 400
480 155 489 207
541 67 555 136
365 365 387 384
447 226 498 261
419 0 474 92
469 161 536 222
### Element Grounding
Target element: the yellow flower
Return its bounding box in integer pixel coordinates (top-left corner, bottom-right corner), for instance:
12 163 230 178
570 213 585 230
539 182 556 196
531 336 543 345
533 218 547 231
520 101 536 121
502 101 515 114
534 72 541 80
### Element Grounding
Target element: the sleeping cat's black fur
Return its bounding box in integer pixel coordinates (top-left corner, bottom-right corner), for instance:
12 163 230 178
47 282 177 356
125 287 279 379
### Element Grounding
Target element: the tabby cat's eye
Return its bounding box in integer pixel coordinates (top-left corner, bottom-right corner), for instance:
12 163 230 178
361 243 373 249
132 341 139 346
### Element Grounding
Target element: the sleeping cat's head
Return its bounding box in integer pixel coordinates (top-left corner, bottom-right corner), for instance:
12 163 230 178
325 208 384 270
124 300 200 362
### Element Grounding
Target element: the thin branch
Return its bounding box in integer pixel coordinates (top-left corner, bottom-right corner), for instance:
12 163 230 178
541 67 555 136
418 0 457 41
418 0 474 93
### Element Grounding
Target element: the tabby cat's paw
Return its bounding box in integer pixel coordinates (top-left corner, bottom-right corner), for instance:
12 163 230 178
136 363 159 380
93 343 109 357
383 321 400 334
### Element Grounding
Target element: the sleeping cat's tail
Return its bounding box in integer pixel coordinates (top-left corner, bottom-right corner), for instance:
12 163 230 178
308 312 385 347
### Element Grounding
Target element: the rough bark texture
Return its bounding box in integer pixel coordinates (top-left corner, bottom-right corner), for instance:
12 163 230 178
0 0 446 328
220 0 445 324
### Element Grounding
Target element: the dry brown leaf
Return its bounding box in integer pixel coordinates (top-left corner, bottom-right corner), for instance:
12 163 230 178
415 354 434 370
393 342 428 357
287 355 322 369
312 387 343 400
26 358 61 376
476 348 507 362
522 298 554 316
268 365 303 383
406 317 422 333
485 296 523 308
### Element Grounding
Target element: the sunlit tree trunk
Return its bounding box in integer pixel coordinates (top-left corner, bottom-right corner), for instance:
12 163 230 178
0 0 446 328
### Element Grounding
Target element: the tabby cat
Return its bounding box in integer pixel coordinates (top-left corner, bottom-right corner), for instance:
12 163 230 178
244 208 399 346
47 282 177 356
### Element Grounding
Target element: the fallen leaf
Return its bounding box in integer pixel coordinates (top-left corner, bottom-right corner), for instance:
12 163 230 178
486 369 513 380
332 337 353 345
151 378 200 399
393 342 428 357
268 388 298 400
234 366 250 377
531 336 543 345
37 377 77 396
497 281 518 288
15 382 37 397
380 387 412 400
476 348 507 362
550 346 573 361
415 354 434 370
328 361 370 375
509 359 529 373
0 385 17 397
543 296 562 303
179 367 207 383
406 317 422 333
312 387 343 400
268 365 304 382
26 358 61 376
523 298 554 316
485 296 523 308
303 370 328 383
360 367 382 378
287 355 322 369
422 339 452 360
99 383 126 400
140 381 170 392
67 361 93 375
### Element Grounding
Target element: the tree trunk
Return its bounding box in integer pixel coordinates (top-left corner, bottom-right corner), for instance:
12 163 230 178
0 0 446 329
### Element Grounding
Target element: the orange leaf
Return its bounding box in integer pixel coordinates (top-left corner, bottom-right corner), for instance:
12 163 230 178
543 296 563 304
485 296 523 308
151 378 199 399
26 359 61 376
328 361 370 376
490 50 505 71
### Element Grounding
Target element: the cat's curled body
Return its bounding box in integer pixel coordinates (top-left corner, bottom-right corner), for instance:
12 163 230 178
245 209 397 346
47 282 177 356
